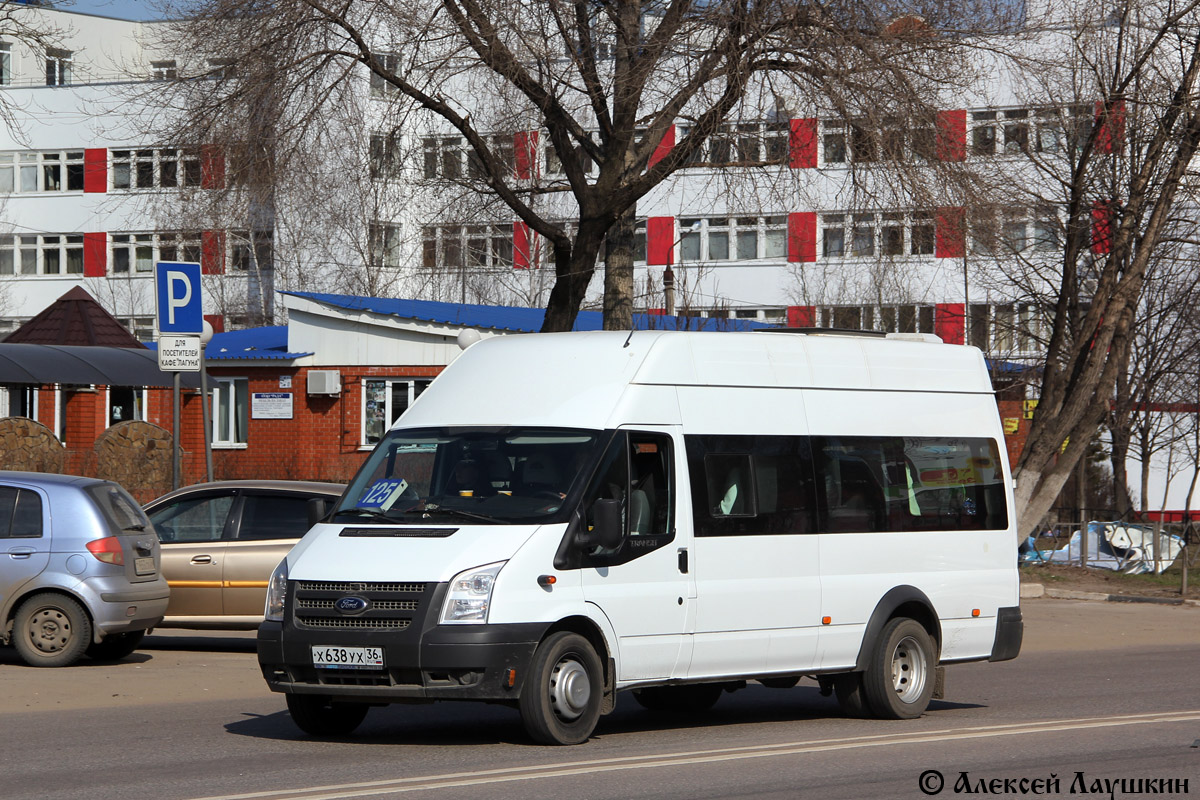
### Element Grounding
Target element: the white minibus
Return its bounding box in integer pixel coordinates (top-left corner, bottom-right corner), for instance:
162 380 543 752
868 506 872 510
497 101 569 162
257 329 1022 745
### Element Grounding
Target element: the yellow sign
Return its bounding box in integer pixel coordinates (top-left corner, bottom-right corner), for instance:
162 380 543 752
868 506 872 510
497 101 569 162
1023 399 1038 419
1003 417 1020 434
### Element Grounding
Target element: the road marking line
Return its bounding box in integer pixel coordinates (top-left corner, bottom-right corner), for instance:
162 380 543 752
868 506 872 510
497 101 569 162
190 709 1200 800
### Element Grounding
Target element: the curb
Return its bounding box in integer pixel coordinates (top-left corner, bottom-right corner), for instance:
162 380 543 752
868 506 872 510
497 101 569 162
1024 583 1200 607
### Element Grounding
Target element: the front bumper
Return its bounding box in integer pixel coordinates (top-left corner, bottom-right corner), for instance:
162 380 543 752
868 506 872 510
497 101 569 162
257 620 546 702
256 578 547 703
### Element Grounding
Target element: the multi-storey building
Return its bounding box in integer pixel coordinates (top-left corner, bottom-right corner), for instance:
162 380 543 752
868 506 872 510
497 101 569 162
1 3 1190 514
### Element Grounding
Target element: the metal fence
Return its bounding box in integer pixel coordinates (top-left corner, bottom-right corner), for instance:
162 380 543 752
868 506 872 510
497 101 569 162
1023 518 1199 575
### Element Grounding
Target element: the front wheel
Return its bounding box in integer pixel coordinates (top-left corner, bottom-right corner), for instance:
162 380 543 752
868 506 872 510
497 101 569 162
861 617 936 719
519 632 603 745
285 694 370 736
13 593 92 667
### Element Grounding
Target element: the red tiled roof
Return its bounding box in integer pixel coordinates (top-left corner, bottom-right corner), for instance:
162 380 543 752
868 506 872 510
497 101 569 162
6 286 146 348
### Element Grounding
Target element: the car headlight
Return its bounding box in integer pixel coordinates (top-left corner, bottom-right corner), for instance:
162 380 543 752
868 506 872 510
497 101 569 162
440 562 505 624
264 559 288 622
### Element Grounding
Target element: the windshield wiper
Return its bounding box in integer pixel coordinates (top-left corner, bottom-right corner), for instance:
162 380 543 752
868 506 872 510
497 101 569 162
419 506 500 524
337 507 400 523
123 523 146 531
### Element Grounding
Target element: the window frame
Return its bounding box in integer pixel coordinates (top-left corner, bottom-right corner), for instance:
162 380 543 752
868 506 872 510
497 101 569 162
212 377 249 448
361 377 433 447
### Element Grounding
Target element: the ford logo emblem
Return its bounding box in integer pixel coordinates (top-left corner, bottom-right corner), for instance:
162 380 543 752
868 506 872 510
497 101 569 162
335 596 369 614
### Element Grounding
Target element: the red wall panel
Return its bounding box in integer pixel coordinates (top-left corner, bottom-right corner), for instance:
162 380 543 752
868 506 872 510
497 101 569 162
789 118 818 168
646 217 674 265
787 212 817 262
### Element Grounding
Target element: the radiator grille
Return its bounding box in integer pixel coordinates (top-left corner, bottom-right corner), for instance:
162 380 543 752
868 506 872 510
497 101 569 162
290 580 431 633
296 616 411 630
296 581 425 594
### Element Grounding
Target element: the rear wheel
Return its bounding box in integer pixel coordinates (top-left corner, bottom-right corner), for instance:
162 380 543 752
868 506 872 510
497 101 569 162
87 631 145 661
285 694 370 736
519 632 603 745
861 617 936 719
13 593 91 668
633 683 723 713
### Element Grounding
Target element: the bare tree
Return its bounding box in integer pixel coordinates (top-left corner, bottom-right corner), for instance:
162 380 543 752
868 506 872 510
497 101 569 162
954 0 1200 536
147 0 1009 331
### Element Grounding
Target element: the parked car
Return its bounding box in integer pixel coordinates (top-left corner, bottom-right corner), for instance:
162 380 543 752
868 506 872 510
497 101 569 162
0 471 168 667
145 480 345 630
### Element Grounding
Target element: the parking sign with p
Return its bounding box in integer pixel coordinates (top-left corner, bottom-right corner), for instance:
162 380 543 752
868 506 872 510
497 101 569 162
155 262 203 334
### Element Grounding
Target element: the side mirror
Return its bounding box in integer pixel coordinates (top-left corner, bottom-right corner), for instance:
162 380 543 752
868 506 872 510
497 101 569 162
306 497 330 528
591 498 624 550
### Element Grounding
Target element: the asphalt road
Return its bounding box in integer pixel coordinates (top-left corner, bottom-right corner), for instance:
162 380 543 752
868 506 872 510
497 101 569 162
1 599 1197 800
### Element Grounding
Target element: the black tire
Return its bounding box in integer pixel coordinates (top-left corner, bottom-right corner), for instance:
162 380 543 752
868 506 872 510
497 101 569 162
833 672 871 718
12 593 92 668
861 617 936 720
519 632 603 745
86 631 146 661
285 693 370 736
632 683 723 713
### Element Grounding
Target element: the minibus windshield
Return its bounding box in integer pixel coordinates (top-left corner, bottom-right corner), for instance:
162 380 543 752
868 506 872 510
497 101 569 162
333 427 602 524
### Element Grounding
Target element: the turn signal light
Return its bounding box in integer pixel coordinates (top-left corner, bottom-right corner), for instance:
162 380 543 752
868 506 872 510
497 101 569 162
86 536 124 565
821 616 832 625
537 575 556 586
972 608 981 617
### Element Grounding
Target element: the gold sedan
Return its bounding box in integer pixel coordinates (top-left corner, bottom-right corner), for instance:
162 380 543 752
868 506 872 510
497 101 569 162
145 480 345 630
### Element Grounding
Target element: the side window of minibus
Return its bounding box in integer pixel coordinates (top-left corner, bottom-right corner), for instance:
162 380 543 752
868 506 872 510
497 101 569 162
686 435 817 536
582 431 674 566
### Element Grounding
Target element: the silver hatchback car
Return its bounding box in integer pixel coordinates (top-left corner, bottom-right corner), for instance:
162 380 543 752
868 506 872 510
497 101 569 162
0 471 169 667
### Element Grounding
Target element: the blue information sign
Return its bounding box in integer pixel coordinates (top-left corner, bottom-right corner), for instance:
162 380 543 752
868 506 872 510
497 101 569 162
155 261 203 334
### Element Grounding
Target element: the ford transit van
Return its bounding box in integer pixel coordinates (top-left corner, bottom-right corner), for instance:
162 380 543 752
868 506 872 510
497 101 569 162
257 329 1022 744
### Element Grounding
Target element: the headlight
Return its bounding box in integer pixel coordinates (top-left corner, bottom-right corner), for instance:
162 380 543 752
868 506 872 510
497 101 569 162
440 561 505 624
264 559 288 622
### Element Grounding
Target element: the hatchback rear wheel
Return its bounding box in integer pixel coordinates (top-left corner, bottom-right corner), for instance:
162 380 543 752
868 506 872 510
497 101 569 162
13 593 92 667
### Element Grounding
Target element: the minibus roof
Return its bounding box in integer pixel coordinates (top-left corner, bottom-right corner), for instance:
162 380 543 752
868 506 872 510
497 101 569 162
393 330 992 431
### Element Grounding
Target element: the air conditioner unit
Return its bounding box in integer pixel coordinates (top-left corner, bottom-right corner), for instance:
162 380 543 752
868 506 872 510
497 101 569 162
306 370 342 395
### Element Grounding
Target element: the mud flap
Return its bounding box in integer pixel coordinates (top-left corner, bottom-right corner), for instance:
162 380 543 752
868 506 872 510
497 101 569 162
932 666 946 700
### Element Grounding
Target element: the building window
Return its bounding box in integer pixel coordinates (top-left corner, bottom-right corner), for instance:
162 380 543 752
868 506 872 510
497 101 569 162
206 58 235 79
229 231 272 272
212 377 248 446
111 232 202 274
971 111 997 156
363 378 431 445
151 60 177 81
0 234 82 275
45 48 72 86
422 224 512 270
369 222 402 268
369 131 401 180
0 42 11 86
672 121 787 166
670 216 784 263
112 148 200 191
108 387 148 426
0 386 37 419
369 53 399 96
0 151 85 193
117 316 155 341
